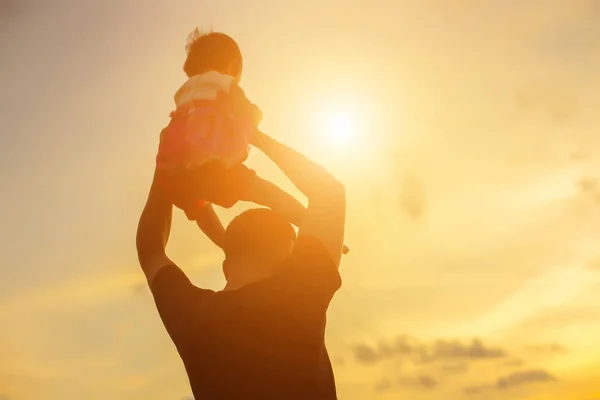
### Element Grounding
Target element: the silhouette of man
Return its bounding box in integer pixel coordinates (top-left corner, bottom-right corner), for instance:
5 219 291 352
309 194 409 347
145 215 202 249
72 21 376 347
136 129 346 399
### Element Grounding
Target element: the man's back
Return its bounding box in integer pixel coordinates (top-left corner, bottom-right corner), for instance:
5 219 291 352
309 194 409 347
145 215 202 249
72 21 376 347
151 237 341 400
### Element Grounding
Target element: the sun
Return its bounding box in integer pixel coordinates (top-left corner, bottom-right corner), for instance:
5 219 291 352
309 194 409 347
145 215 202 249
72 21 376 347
319 108 362 149
325 112 357 144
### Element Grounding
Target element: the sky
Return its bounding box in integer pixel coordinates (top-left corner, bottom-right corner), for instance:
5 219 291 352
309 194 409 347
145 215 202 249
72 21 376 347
1 0 600 399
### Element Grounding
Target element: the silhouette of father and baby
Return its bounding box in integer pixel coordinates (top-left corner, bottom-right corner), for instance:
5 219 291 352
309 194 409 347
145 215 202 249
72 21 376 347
136 30 346 399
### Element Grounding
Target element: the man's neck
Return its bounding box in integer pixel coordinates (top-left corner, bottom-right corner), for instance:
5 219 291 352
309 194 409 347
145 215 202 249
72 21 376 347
222 265 272 292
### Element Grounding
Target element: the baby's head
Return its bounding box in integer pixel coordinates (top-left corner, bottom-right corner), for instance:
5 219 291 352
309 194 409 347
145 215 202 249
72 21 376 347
183 29 243 81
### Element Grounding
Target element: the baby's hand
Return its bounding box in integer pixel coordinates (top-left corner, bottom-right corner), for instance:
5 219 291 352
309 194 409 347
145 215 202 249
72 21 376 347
249 103 263 127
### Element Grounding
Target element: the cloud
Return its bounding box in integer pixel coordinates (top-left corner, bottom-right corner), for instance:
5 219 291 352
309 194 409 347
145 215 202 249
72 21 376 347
464 369 557 395
525 343 566 355
503 359 524 368
440 362 468 374
132 283 149 296
374 378 393 393
497 369 557 388
576 177 600 203
578 178 598 194
515 83 578 122
398 375 438 390
332 357 346 366
398 172 427 220
535 1 600 64
424 338 507 362
373 375 438 393
353 343 381 364
464 383 494 395
352 335 507 365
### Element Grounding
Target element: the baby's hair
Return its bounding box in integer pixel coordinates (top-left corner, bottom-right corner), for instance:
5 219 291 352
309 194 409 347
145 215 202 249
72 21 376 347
183 28 243 78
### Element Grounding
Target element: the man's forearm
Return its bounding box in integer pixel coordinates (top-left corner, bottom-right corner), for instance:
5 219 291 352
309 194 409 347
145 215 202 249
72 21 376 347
136 173 173 261
252 130 343 200
252 129 346 265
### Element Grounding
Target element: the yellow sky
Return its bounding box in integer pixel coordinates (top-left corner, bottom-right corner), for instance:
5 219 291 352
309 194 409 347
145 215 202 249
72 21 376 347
2 0 600 399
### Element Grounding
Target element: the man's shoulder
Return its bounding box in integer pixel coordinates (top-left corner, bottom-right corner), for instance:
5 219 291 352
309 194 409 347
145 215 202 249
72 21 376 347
151 264 216 300
269 236 343 295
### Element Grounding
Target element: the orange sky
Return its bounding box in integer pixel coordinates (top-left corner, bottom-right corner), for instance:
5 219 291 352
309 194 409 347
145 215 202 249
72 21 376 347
1 0 600 399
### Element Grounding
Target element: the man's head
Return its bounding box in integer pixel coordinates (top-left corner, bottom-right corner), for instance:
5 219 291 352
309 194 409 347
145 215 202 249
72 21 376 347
183 29 243 81
222 208 297 283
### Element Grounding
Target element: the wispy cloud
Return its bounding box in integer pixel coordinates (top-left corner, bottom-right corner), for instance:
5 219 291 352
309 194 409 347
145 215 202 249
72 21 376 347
352 335 507 365
373 375 438 394
464 369 557 395
440 362 468 374
398 375 438 390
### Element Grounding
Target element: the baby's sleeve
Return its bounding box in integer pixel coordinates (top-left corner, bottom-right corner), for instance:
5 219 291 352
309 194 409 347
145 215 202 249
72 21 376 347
228 81 263 126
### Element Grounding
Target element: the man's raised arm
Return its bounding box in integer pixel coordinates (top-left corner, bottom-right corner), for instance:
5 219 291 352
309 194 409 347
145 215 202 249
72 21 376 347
252 130 346 267
136 170 174 284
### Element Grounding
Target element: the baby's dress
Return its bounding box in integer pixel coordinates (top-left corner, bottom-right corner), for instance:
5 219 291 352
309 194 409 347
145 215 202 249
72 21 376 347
156 71 261 218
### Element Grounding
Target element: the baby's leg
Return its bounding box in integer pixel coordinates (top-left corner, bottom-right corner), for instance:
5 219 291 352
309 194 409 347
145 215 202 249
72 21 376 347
241 174 306 228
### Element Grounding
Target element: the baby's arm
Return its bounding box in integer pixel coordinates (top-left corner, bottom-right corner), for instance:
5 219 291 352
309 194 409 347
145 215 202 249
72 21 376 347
228 81 262 126
194 203 226 250
242 172 350 254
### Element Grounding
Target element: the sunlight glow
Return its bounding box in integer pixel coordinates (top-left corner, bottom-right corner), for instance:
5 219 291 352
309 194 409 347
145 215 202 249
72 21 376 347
325 112 357 145
315 104 365 153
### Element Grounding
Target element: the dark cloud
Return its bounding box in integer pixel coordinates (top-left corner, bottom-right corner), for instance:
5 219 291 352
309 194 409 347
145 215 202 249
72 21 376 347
503 359 524 368
569 150 587 162
352 336 507 365
332 357 346 366
398 375 439 390
497 369 556 388
525 343 566 355
425 338 507 361
374 375 439 393
515 83 578 122
132 282 148 296
353 343 381 364
440 362 468 374
464 383 494 395
578 178 598 195
374 378 393 393
574 177 600 203
536 2 600 65
464 369 557 395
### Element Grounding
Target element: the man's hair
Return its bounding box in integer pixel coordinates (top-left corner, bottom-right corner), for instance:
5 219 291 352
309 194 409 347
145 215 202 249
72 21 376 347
223 208 296 262
183 29 243 78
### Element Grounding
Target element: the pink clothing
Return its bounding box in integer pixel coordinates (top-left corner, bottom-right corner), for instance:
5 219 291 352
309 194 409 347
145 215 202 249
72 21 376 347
157 72 261 172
